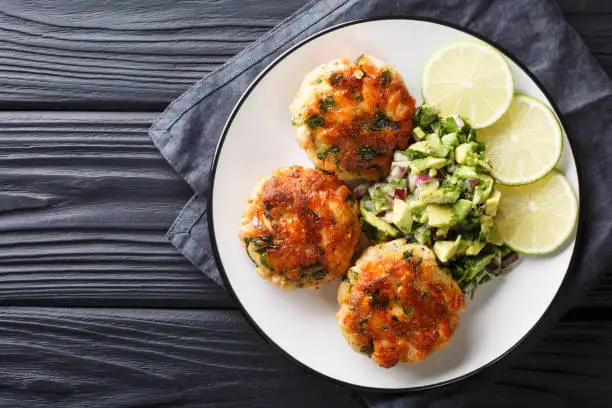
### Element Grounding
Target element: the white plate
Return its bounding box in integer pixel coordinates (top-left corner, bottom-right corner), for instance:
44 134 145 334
209 18 579 391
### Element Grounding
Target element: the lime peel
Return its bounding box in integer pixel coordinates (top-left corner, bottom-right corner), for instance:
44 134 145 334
422 41 514 129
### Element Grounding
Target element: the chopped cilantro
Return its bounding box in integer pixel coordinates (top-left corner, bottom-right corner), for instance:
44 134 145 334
311 270 325 280
305 114 325 129
360 340 374 356
381 68 392 87
303 208 320 222
317 144 339 160
314 166 334 175
249 234 279 254
402 304 414 315
359 146 380 161
319 95 336 112
370 112 401 131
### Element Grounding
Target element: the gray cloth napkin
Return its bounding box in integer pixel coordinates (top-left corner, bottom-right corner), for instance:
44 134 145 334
149 0 612 406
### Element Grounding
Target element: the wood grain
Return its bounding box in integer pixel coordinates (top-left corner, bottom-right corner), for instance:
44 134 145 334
0 0 306 110
0 0 608 110
0 112 232 307
0 307 609 408
0 308 359 408
473 319 612 408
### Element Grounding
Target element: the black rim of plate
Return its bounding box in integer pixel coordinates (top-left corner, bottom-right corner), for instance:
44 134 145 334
207 16 584 393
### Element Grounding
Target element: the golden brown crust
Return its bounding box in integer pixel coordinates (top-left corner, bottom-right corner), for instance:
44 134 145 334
336 240 465 368
289 55 416 180
239 166 360 289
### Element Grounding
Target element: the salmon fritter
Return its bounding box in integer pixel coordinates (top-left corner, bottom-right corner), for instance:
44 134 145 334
239 166 361 289
289 54 416 180
337 240 465 368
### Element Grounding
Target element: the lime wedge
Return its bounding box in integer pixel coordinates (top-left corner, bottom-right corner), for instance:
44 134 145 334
479 95 563 185
495 171 577 254
421 41 514 128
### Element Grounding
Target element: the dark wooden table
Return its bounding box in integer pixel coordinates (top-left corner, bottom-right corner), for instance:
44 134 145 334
0 1 610 407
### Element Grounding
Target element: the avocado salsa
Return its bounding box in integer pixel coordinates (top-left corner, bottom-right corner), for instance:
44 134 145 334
357 105 519 296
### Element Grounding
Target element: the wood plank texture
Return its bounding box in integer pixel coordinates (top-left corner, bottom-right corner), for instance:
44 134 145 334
0 0 607 110
0 112 232 307
473 319 612 408
0 0 306 110
0 307 609 408
0 308 359 408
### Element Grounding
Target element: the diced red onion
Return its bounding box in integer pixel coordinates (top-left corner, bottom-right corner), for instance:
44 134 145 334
452 115 464 128
415 174 433 184
381 211 394 223
390 162 407 178
485 260 500 274
435 170 445 180
384 194 395 205
394 188 407 200
433 230 445 240
467 179 479 188
354 184 369 198
501 252 521 269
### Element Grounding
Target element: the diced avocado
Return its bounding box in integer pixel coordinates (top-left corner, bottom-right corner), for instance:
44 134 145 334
476 159 492 173
451 199 472 222
473 175 494 205
391 199 413 234
409 141 448 158
407 157 448 173
444 116 463 132
407 199 427 212
466 241 487 256
434 235 462 263
426 204 456 228
453 165 479 179
436 227 450 238
413 127 426 140
393 149 411 161
457 253 496 283
413 225 432 245
415 104 439 127
368 184 393 213
360 208 399 237
407 199 427 223
480 214 494 235
484 189 502 217
419 187 460 204
455 239 470 256
425 133 442 145
486 223 504 245
441 132 459 149
455 142 479 165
